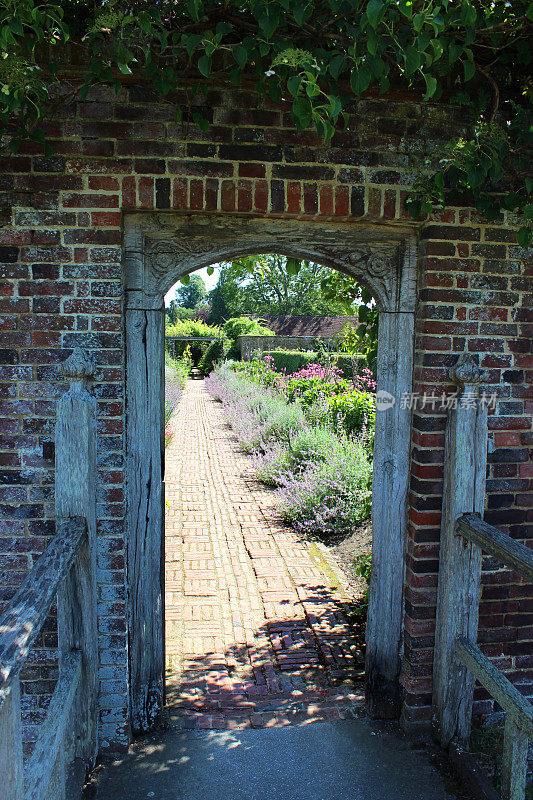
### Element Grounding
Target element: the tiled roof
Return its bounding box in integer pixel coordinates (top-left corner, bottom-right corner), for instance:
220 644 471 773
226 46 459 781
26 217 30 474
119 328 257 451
254 315 359 337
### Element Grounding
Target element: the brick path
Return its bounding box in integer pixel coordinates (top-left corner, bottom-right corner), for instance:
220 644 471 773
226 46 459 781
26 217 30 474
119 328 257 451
164 379 365 729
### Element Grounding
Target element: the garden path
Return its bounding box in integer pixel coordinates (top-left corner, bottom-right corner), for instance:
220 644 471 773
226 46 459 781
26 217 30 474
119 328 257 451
164 377 366 729
93 378 462 800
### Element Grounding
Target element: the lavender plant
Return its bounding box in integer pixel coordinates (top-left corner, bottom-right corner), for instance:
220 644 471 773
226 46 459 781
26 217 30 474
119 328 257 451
206 362 373 541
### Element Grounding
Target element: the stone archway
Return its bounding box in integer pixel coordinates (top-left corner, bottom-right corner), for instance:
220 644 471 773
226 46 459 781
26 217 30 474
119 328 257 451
123 213 417 732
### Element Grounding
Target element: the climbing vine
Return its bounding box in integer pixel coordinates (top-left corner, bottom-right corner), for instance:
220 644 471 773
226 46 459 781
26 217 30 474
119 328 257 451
0 0 532 241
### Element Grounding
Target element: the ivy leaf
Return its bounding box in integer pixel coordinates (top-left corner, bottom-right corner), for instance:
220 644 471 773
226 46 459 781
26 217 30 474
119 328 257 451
366 0 383 29
207 266 214 275
180 274 190 285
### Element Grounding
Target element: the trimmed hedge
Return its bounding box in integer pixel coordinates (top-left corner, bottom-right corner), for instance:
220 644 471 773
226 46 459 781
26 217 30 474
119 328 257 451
199 338 231 375
262 349 363 378
262 350 318 374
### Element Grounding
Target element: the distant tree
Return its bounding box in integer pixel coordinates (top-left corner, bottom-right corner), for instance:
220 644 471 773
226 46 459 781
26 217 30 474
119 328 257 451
175 274 207 309
165 302 196 325
216 254 354 317
207 281 230 326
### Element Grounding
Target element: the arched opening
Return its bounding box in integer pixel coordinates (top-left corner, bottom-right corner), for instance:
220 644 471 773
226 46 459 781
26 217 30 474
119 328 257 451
124 213 417 733
162 255 378 727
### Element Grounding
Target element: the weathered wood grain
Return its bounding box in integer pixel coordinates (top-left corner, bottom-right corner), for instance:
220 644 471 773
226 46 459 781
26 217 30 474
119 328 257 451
0 517 86 696
55 355 99 768
455 637 532 800
0 674 23 800
456 513 533 584
501 716 529 800
126 306 165 733
25 651 82 800
433 355 488 747
454 638 533 736
365 307 415 718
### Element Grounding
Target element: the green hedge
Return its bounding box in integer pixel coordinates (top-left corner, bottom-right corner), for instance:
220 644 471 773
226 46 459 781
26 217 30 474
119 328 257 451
262 350 318 373
199 338 231 375
262 349 363 377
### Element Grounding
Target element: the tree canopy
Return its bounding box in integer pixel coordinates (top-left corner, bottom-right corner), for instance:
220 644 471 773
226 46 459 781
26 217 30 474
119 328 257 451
208 254 357 321
173 273 207 309
1 0 531 242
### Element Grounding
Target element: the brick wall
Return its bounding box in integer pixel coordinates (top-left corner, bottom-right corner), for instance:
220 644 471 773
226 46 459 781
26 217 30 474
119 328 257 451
0 82 530 749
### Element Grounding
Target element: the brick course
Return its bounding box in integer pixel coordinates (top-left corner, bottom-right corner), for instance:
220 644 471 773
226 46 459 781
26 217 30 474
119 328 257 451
0 83 530 749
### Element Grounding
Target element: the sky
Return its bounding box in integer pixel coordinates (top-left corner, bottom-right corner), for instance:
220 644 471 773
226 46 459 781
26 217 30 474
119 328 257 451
164 264 220 305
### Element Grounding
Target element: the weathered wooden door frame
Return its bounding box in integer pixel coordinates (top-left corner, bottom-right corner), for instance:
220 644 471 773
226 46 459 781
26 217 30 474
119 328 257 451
123 213 417 732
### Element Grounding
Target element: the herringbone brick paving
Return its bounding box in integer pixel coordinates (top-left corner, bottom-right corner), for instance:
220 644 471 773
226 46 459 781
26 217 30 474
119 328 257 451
165 379 365 729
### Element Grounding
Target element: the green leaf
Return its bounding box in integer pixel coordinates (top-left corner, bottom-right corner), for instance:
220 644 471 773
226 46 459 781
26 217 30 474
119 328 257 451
286 257 301 275
516 226 532 247
259 7 279 39
527 2 533 22
293 95 312 128
350 64 371 94
525 176 533 194
463 60 475 82
207 266 214 275
293 3 310 27
287 75 302 97
449 42 462 64
366 0 383 29
413 13 424 32
198 55 211 77
423 74 437 99
404 46 420 76
524 204 533 220
180 274 190 285
329 54 346 80
233 45 247 70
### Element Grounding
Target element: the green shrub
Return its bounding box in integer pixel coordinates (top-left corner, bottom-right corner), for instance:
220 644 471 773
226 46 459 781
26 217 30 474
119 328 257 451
198 338 231 375
165 319 222 365
222 316 274 359
331 353 364 379
327 390 375 437
262 349 318 373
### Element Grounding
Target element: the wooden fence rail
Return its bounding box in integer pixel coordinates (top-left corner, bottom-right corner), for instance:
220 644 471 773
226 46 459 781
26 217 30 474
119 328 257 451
433 354 533 800
0 348 97 800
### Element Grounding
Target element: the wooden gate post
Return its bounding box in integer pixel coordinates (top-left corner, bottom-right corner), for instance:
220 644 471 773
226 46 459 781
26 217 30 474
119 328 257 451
0 674 24 800
432 353 489 747
55 348 99 774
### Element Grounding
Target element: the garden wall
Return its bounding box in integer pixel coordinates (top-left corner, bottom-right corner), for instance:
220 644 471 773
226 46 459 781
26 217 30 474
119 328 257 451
0 80 531 750
238 334 331 359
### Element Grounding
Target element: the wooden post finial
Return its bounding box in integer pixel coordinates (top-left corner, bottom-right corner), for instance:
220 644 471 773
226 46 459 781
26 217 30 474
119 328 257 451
57 347 94 391
449 353 487 392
